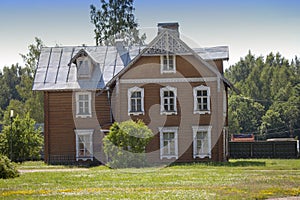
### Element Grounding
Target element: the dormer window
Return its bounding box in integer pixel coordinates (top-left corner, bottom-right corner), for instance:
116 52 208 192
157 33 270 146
161 55 176 73
77 57 92 78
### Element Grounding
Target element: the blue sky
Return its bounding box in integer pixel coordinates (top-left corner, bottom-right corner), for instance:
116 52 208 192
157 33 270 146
1 0 300 69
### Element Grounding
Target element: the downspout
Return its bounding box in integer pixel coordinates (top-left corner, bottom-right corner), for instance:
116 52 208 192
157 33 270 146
106 87 113 124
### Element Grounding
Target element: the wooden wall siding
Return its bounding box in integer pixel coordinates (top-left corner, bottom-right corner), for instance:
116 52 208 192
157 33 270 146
121 56 219 80
45 91 111 164
115 55 227 163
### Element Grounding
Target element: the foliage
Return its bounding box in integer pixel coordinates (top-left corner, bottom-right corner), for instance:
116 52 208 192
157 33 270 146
103 120 153 168
0 64 23 111
225 52 300 139
20 37 44 74
90 0 146 46
0 154 19 179
0 113 43 162
1 159 300 199
0 38 44 123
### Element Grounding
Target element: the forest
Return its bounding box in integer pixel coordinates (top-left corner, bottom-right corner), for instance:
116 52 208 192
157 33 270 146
225 51 300 139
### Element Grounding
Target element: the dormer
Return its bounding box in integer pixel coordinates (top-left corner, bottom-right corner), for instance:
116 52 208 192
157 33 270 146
69 49 97 79
76 56 93 78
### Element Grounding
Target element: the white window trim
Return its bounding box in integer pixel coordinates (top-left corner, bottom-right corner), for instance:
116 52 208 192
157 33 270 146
192 126 212 159
75 91 92 118
159 127 178 159
160 55 176 74
127 86 145 115
223 89 227 117
193 85 211 114
74 129 94 161
76 57 92 78
160 86 177 115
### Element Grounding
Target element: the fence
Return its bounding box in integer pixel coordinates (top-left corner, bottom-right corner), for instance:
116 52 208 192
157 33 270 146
229 141 298 159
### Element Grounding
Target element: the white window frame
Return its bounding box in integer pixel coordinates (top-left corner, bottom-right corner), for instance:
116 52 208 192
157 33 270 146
192 126 212 159
74 129 94 161
193 85 211 114
159 127 178 159
160 55 176 73
77 57 92 78
75 91 92 118
128 86 144 115
160 86 177 115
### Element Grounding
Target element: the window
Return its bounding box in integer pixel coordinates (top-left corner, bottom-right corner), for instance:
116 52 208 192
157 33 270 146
193 85 210 114
75 92 92 118
74 129 94 161
160 86 177 115
159 127 178 159
128 87 144 115
77 57 92 78
192 126 212 159
161 55 176 73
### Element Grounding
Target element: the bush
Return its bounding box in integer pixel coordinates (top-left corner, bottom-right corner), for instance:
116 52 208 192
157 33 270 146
0 154 19 179
103 120 153 168
0 113 43 162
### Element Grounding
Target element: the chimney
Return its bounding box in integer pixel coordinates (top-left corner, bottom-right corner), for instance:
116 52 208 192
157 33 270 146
157 22 179 37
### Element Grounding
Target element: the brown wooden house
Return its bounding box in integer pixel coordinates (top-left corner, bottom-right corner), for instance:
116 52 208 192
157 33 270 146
33 22 232 165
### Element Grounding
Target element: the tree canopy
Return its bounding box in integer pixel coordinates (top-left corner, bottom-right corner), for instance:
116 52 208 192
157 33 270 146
103 120 153 168
0 37 44 124
225 51 300 139
90 0 146 46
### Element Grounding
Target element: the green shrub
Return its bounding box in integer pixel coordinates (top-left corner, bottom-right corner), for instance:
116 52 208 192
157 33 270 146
103 120 153 168
0 154 19 179
0 113 43 162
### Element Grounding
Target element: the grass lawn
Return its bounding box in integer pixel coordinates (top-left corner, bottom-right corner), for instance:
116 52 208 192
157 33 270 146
1 159 300 199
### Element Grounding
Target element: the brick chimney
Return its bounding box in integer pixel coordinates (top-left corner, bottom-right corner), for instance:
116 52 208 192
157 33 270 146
157 22 179 37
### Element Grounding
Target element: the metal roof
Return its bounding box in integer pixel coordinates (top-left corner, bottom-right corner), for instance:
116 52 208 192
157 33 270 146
193 46 229 60
33 46 142 91
33 44 229 91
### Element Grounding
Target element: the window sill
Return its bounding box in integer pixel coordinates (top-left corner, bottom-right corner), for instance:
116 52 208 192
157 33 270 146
160 155 178 160
193 110 211 115
76 157 93 161
128 111 144 116
76 114 92 118
193 154 211 159
161 111 177 115
161 70 176 74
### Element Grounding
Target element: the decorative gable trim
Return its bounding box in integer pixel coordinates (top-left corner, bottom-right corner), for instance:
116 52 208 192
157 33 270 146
144 30 191 55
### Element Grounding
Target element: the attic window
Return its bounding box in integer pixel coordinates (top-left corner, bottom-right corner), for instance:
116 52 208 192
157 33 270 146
161 55 176 73
77 57 92 78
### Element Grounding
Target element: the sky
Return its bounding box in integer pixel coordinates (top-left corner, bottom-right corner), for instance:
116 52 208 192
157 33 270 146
1 0 300 69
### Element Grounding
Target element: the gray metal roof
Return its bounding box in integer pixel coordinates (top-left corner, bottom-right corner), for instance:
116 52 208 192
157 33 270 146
193 46 229 60
33 44 229 91
33 46 142 91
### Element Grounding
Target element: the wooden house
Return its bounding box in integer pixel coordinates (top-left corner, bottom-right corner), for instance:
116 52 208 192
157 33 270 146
33 22 232 165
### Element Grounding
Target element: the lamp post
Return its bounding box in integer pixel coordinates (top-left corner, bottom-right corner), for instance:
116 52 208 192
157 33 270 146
10 109 14 161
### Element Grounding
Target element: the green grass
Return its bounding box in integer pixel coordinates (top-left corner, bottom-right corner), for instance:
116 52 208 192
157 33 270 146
1 159 300 199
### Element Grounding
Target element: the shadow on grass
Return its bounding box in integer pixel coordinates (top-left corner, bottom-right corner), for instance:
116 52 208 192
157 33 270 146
168 160 266 168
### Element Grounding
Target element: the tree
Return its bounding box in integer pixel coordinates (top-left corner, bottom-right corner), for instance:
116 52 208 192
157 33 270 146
0 64 22 111
228 95 264 135
17 38 44 123
90 0 146 46
20 37 44 74
103 120 153 168
0 113 43 162
225 51 300 139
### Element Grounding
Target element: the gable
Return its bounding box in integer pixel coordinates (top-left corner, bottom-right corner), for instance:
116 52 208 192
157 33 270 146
106 29 230 88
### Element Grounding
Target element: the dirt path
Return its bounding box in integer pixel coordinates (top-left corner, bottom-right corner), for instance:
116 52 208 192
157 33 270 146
18 168 88 173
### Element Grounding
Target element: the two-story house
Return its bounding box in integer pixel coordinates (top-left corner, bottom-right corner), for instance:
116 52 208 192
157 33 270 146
33 22 232 165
